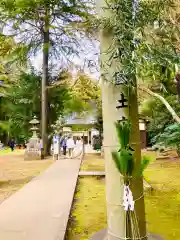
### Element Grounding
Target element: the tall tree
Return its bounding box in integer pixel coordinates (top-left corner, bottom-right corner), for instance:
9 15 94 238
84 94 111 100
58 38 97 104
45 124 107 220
71 72 100 110
0 0 93 155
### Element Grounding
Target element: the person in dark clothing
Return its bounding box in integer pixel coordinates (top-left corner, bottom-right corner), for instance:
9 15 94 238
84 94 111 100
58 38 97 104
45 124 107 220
62 137 67 156
23 141 27 149
9 139 15 151
61 136 67 156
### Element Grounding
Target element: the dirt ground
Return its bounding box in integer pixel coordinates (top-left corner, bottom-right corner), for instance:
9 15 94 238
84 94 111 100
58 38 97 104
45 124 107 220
0 150 53 204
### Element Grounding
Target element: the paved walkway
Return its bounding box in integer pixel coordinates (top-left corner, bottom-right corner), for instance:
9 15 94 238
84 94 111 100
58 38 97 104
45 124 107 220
0 159 81 240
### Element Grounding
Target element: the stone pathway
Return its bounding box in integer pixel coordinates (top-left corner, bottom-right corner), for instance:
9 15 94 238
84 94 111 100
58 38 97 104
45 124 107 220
0 159 81 240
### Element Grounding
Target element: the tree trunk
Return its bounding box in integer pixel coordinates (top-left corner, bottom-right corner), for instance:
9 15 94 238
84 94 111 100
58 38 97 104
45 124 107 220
42 16 49 157
47 136 52 156
129 87 147 238
97 0 147 239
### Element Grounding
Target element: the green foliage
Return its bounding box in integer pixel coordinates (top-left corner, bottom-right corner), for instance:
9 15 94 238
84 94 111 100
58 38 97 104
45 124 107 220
111 120 150 182
0 121 10 132
72 72 100 106
155 123 180 155
0 69 99 142
100 0 177 87
1 71 40 142
63 72 101 118
0 35 21 141
1 70 71 142
0 35 19 97
115 121 131 149
94 105 103 133
140 155 151 176
112 150 134 180
137 2 180 145
0 35 15 57
141 93 180 145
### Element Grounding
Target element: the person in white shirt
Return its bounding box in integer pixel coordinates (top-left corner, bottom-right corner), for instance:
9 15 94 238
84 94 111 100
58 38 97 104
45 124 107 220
66 136 75 158
73 137 83 157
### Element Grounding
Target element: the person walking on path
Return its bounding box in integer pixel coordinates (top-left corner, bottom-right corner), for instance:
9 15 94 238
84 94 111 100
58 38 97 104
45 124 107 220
66 135 75 158
61 135 67 156
9 139 15 152
76 137 82 148
73 137 83 158
58 134 63 155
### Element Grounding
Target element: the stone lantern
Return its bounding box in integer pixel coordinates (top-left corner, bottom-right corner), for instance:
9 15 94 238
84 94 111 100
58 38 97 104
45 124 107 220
29 116 39 139
24 116 42 160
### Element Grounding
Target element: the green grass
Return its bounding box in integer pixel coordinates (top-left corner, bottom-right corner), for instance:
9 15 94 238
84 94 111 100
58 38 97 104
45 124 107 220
0 148 13 154
67 152 180 240
66 177 107 240
81 154 105 172
80 151 157 172
0 148 23 155
144 160 180 239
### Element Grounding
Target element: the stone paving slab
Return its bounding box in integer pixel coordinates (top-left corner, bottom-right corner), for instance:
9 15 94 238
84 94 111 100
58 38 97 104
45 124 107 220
79 172 152 190
0 159 81 240
79 171 105 176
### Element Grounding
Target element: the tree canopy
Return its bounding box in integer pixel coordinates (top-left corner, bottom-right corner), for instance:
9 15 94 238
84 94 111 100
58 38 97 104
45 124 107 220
0 0 94 63
0 68 100 143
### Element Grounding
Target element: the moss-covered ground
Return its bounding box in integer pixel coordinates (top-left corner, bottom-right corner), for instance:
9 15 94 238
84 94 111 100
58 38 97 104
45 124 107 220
66 176 106 240
80 153 104 172
67 151 180 240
